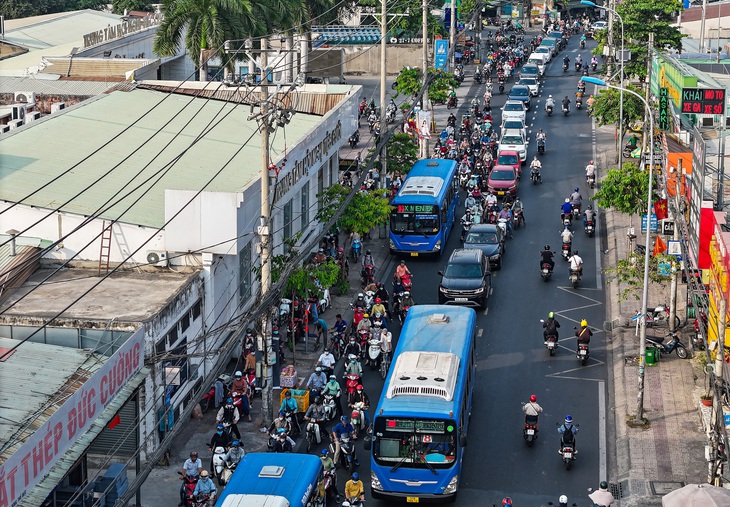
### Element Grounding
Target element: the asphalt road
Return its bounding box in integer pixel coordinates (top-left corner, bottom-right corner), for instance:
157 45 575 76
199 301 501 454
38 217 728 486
306 31 609 506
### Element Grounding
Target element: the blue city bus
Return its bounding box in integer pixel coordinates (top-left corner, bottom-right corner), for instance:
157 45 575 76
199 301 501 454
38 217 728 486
389 159 459 256
367 305 477 502
214 453 324 507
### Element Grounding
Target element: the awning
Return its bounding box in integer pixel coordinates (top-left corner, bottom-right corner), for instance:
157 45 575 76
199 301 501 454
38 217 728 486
20 367 149 507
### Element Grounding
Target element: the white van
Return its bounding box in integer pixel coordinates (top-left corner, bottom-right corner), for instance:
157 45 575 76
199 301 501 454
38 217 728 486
527 54 546 75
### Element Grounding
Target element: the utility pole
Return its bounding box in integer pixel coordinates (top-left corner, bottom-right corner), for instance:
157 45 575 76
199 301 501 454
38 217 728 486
700 0 707 53
258 42 273 423
607 0 615 77
450 0 456 70
642 33 654 156
710 298 727 485
380 0 388 184
421 0 430 159
669 158 682 332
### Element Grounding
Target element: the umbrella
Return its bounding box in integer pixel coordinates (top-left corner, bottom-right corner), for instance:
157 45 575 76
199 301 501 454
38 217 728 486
588 489 615 506
662 483 730 506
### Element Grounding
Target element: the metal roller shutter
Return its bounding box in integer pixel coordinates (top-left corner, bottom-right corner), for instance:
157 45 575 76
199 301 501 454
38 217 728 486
88 393 138 457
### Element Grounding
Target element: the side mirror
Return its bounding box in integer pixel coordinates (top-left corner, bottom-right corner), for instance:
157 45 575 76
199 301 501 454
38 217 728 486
459 433 467 447
540 319 545 323
437 271 444 277
364 438 372 451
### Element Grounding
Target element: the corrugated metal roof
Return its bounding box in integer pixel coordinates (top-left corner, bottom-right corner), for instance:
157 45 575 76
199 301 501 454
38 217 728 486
0 337 104 461
313 25 382 47
0 86 331 228
0 75 114 96
3 10 122 50
19 367 148 507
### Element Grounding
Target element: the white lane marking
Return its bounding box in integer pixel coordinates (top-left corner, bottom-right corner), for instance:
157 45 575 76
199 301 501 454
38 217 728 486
599 380 607 484
477 328 484 338
592 112 602 289
483 307 489 316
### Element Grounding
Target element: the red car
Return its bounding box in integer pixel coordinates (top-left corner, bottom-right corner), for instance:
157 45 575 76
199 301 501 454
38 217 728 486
487 165 519 197
496 149 521 177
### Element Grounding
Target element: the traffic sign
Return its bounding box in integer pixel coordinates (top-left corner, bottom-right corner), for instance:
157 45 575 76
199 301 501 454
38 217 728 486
658 261 672 277
641 213 658 232
667 239 682 260
659 88 669 131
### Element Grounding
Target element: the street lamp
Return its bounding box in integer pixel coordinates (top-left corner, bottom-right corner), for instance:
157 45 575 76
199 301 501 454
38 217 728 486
581 0 625 169
582 75 654 422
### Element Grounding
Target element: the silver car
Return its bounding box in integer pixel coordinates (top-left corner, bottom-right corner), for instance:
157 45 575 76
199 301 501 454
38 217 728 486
501 100 527 123
517 77 539 97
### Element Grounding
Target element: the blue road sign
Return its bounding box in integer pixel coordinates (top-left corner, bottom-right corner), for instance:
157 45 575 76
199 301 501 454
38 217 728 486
641 213 658 232
435 39 449 70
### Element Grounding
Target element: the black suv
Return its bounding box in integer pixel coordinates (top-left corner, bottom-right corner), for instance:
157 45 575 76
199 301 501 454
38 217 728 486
438 249 491 309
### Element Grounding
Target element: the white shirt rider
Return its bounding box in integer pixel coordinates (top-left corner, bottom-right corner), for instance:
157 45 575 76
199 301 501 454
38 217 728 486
530 157 542 170
585 163 596 178
545 97 555 109
568 253 583 271
561 228 574 244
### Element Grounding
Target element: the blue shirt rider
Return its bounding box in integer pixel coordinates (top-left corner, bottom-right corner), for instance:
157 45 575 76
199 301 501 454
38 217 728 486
561 199 573 216
280 391 299 413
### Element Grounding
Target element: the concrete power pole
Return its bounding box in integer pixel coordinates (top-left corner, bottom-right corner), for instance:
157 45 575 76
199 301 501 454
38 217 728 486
450 0 456 70
669 159 682 332
258 44 273 423
642 33 654 155
421 0 430 159
710 298 727 485
380 0 388 183
607 0 615 78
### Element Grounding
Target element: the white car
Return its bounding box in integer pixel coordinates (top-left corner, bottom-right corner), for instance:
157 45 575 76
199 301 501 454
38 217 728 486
517 77 539 97
534 46 552 63
592 21 608 31
501 118 528 139
499 129 528 162
501 101 527 123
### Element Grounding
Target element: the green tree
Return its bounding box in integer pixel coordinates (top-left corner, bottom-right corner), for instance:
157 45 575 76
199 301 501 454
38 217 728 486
591 162 651 216
393 67 458 105
606 253 676 301
316 184 392 236
111 0 153 13
385 133 419 175
592 0 684 81
591 84 645 133
153 0 260 82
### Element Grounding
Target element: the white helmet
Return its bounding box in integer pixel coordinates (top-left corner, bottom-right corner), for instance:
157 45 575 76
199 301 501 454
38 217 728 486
549 94 553 98
565 198 570 203
559 495 568 503
234 370 242 377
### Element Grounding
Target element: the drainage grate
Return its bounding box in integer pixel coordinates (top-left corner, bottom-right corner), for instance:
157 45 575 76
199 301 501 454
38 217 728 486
610 480 628 499
649 480 685 496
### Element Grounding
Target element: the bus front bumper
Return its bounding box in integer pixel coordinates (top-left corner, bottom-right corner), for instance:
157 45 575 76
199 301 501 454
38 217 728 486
371 472 459 503
389 238 443 256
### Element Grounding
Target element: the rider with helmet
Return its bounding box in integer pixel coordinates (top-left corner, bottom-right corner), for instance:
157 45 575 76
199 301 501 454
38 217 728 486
584 205 596 227
332 415 359 465
179 451 203 506
543 311 561 343
512 196 525 224
570 187 583 208
304 396 328 444
576 319 592 345
540 245 555 271
568 250 584 274
348 384 371 431
353 292 367 310
345 472 365 503
545 94 556 111
558 415 579 452
522 394 543 425
585 159 596 181
561 198 573 219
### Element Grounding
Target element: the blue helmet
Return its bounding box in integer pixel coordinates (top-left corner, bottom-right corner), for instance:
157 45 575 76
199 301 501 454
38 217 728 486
321 448 329 455
226 397 233 404
352 472 359 480
341 415 349 423
231 440 240 446
574 187 579 192
565 415 573 424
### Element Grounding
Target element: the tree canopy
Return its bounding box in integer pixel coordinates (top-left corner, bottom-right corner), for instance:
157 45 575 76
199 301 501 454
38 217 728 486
590 83 646 132
316 184 392 236
393 67 458 104
592 162 652 216
358 0 446 38
385 133 419 175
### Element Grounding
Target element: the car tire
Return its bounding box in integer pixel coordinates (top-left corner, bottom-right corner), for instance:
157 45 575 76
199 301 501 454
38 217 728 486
496 257 502 270
479 295 487 310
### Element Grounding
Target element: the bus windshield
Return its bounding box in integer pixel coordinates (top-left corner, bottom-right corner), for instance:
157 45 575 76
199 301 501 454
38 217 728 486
391 207 440 235
372 417 457 469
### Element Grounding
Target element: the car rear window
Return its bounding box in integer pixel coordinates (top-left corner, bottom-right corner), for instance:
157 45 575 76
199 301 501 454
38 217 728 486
502 136 523 145
491 169 515 180
522 66 538 75
504 103 523 111
498 155 518 165
466 232 499 244
511 88 529 97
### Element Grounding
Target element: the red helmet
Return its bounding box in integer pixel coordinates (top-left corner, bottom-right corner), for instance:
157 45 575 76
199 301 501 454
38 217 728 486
352 410 360 419
356 384 363 390
530 394 537 403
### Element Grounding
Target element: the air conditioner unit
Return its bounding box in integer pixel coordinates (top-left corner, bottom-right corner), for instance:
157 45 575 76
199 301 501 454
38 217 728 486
0 125 10 134
11 105 26 121
26 111 41 122
146 250 169 267
8 119 23 130
14 91 36 104
702 117 714 127
51 102 66 113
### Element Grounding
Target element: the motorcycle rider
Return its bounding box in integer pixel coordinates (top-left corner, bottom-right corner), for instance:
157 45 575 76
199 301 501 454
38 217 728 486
216 398 241 440
586 94 596 111
279 390 299 431
540 245 555 272
575 54 582 67
562 96 571 113
273 428 294 452
562 55 570 68
344 336 362 361
589 481 616 507
317 348 337 377
485 192 499 211
395 259 412 280
225 440 245 468
568 250 584 276
348 384 371 434
353 292 367 310
584 205 596 228
535 129 547 149
545 95 556 112
323 374 344 418
522 394 543 425
268 410 292 435
561 198 573 220
465 192 478 210
332 415 359 465
208 423 232 471
512 197 525 224
345 353 363 377
192 470 216 505
530 156 542 181
356 313 372 336
345 472 366 503
230 371 251 421
543 311 561 343
498 205 514 239
179 451 203 506
361 249 375 280
585 159 596 182
576 319 592 346
306 366 328 398
558 415 579 452
320 448 341 502
304 396 328 444
561 226 574 246
570 187 583 209
591 55 598 68
447 113 457 128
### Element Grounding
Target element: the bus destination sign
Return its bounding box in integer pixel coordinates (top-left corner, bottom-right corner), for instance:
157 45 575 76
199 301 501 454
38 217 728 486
396 204 438 214
385 419 447 433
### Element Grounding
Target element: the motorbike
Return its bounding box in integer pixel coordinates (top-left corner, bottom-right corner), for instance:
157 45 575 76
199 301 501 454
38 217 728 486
475 72 483 84
350 305 365 327
591 61 597 71
447 96 458 109
348 132 359 149
459 171 470 189
561 241 572 261
569 268 581 289
580 39 586 49
513 209 525 228
330 434 357 473
357 329 370 351
647 332 690 359
498 81 505 94
531 166 541 184
559 428 578 469
212 446 227 485
576 97 583 110
631 304 681 329
350 402 368 436
584 217 595 236
366 337 382 369
563 62 569 72
575 61 582 72
571 203 581 220
561 213 572 228
537 138 545 154
322 393 338 421
386 106 397 124
305 418 325 452
540 262 553 281
345 373 361 398
586 173 596 189
179 472 198 507
693 310 707 350
351 238 362 261
322 469 338 503
460 219 473 242
522 413 539 446
361 264 375 287
562 104 570 116
546 104 553 116
219 459 238 486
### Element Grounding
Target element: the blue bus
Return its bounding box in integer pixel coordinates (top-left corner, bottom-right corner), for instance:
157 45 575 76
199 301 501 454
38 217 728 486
389 159 459 256
367 305 477 502
215 453 324 507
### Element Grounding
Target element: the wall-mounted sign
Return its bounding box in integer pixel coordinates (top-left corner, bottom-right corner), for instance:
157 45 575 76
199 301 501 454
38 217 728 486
659 88 669 130
681 88 725 115
82 13 162 48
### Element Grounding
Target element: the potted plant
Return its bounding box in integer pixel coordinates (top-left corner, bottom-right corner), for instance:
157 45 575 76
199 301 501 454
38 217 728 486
700 394 713 407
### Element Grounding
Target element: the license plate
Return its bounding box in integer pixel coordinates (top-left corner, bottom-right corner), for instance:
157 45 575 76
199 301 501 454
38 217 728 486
455 297 468 302
497 191 505 195
564 452 572 459
526 429 535 435
547 342 555 349
410 252 419 257
407 497 420 503
580 349 587 355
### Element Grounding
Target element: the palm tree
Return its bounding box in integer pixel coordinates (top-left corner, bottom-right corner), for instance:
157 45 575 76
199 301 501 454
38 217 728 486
294 0 336 78
154 0 260 81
